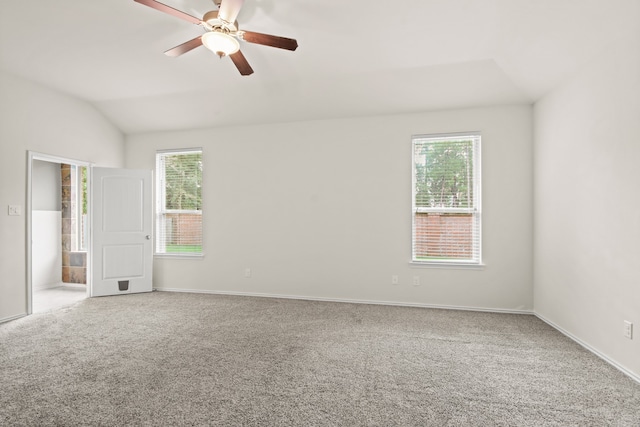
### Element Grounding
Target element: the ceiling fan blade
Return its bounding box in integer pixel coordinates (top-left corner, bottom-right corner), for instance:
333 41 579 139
134 0 202 24
164 36 204 57
229 50 254 76
218 0 244 24
241 31 298 51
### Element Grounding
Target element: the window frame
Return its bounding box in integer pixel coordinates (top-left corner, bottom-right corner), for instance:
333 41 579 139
411 132 482 267
155 148 204 258
75 165 88 252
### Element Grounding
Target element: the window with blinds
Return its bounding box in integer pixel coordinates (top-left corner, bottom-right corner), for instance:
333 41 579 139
155 149 203 256
412 134 481 264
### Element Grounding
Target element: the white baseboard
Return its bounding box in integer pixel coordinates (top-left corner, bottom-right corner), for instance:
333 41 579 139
0 313 27 324
154 288 640 383
153 287 534 315
535 312 640 384
34 281 64 291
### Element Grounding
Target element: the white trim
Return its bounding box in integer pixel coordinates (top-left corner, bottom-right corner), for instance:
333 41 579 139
155 149 204 256
153 287 533 315
409 261 485 270
156 147 202 155
411 132 482 265
0 313 27 324
413 131 482 140
30 152 93 167
33 281 65 291
26 153 33 315
153 288 639 384
153 254 205 260
535 312 640 385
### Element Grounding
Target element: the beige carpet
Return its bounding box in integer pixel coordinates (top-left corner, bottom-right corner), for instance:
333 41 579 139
1 292 639 426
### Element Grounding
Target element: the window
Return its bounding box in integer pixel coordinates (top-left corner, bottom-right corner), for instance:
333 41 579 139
156 149 203 256
412 133 481 265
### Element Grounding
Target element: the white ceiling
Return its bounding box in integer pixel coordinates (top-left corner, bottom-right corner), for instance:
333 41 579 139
1 0 637 134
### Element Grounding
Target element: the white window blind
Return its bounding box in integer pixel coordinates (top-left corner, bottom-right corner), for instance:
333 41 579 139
156 149 203 256
412 134 481 264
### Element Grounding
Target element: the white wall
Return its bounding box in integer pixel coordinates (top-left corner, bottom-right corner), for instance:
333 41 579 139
32 160 61 211
126 105 533 311
32 211 62 289
0 70 124 322
31 160 62 289
534 29 640 379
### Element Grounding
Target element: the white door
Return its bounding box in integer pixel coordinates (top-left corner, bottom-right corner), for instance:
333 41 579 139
91 167 153 297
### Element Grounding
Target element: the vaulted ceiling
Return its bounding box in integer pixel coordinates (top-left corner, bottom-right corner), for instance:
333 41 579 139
1 0 637 134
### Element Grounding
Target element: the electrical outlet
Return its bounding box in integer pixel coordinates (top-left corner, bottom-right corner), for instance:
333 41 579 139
623 321 633 339
244 268 251 278
8 205 21 216
392 275 399 285
412 276 420 286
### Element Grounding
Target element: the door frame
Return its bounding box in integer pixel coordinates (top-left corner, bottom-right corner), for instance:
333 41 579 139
26 151 93 315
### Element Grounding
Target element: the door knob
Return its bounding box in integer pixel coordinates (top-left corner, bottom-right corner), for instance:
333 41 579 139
145 235 151 240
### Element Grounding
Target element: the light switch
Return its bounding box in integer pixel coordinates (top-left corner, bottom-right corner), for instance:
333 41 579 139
8 205 21 216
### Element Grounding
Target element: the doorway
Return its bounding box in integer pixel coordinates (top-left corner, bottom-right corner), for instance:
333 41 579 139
27 152 91 314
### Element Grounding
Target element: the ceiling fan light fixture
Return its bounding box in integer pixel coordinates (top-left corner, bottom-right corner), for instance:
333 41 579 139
202 31 239 57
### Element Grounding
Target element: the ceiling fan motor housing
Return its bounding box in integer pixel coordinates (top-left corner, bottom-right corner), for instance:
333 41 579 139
133 0 298 76
203 10 238 32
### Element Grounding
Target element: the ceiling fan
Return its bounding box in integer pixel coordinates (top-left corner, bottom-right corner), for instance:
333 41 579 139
134 0 298 76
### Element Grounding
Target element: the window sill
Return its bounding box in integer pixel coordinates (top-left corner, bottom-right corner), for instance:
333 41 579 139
409 261 485 270
154 253 205 260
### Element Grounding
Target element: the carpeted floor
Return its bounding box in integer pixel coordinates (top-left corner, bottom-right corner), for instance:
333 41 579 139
1 292 639 426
